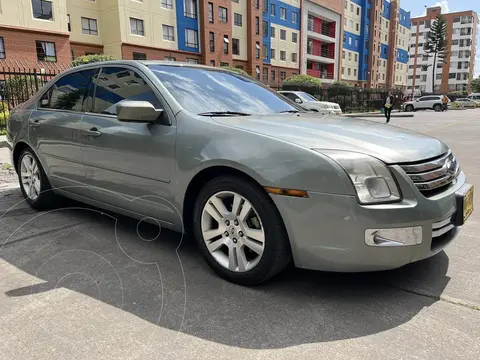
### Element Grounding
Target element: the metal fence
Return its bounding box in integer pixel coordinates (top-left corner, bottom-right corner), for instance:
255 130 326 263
0 62 70 131
282 84 404 113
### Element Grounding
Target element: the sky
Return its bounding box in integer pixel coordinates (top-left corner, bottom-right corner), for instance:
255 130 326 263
400 0 480 77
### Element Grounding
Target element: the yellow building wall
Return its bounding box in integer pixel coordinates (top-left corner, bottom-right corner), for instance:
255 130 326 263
0 0 68 33
270 24 299 69
342 49 359 81
344 0 361 36
232 0 248 61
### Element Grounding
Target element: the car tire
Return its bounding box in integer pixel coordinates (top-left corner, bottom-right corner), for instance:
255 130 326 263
405 105 414 112
192 175 292 285
17 148 57 210
433 104 442 112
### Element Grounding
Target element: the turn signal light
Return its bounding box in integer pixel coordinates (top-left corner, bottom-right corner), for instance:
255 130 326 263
264 187 309 198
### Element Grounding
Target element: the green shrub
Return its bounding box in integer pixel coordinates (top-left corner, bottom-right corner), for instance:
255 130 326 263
220 66 251 77
72 54 117 67
0 102 10 130
282 74 322 88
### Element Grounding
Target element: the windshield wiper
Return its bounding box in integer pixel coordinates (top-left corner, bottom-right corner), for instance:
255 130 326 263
198 111 251 116
278 109 300 114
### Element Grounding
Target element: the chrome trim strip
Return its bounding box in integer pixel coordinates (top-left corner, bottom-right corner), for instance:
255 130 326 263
414 165 461 191
400 151 451 174
433 217 453 229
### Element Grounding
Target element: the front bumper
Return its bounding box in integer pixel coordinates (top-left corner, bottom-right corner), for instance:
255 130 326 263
270 168 471 272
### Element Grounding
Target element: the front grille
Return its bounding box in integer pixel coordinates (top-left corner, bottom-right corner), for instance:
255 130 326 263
399 151 460 196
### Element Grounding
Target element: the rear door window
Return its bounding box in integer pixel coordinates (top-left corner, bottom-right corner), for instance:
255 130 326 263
39 69 96 112
92 67 163 115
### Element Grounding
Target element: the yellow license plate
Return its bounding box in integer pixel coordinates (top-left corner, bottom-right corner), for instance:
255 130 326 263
463 186 474 222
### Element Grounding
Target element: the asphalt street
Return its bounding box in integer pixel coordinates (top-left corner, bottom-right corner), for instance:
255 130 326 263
0 109 479 360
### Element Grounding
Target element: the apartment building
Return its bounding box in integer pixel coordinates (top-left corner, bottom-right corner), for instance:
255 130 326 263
301 0 344 83
341 0 410 90
407 6 478 94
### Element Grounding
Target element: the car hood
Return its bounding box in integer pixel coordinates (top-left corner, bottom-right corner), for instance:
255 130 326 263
213 114 448 163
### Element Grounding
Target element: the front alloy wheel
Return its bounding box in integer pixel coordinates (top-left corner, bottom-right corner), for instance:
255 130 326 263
20 153 41 200
201 191 265 272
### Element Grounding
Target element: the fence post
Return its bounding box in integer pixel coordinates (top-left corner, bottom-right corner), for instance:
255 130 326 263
34 68 39 92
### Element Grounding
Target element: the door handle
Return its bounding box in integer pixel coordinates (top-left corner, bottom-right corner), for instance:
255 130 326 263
81 128 102 137
29 119 41 128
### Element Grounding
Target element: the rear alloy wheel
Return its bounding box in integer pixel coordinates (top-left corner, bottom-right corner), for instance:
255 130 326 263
433 104 442 112
405 105 414 112
17 148 56 210
193 176 291 285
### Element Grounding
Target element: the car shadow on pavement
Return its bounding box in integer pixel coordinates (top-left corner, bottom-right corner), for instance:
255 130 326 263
0 201 451 349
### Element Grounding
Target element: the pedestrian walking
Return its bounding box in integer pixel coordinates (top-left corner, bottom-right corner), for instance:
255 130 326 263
383 92 394 123
442 94 449 112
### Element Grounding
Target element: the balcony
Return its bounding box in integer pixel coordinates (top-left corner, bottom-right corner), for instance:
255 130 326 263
307 69 334 80
307 46 335 59
307 17 336 43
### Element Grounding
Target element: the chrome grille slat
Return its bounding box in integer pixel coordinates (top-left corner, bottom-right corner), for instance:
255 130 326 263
399 152 460 194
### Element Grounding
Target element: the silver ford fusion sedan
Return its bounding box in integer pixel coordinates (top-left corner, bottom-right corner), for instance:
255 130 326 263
6 61 474 285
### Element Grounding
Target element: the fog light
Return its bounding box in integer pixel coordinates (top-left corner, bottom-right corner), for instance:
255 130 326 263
365 226 423 247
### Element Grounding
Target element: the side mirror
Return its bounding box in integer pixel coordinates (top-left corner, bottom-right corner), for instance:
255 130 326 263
41 99 49 106
295 98 302 104
117 101 164 123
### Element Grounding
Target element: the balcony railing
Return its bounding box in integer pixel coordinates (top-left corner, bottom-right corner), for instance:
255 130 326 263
307 24 336 38
307 47 335 59
307 69 334 79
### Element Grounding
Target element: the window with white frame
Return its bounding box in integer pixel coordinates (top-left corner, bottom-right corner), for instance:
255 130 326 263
162 25 174 41
32 0 53 21
185 29 198 48
161 0 173 9
81 17 98 35
130 18 145 36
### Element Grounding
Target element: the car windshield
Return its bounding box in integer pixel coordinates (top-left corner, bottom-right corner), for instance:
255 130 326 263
297 92 318 102
148 65 301 115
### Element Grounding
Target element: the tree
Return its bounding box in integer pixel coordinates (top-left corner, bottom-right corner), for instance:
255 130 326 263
219 66 251 78
471 76 480 93
72 54 117 67
424 15 448 92
281 74 322 95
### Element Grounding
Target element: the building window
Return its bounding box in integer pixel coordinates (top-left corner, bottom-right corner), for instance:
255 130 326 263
354 69 357 76
348 52 352 60
280 29 286 40
224 35 229 54
219 7 227 23
348 68 351 76
292 12 298 23
185 29 198 48
32 0 53 21
357 7 360 15
184 0 197 19
263 44 268 60
232 38 239 55
271 70 276 81
341 67 344 75
161 0 173 9
280 71 286 81
0 38 5 59
209 32 214 52
163 25 175 41
271 3 275 16
354 54 358 61
81 17 98 35
263 67 268 81
262 0 267 13
271 48 275 59
256 42 260 59
187 58 198 64
234 13 242 26
280 50 286 61
291 53 297 62
342 50 345 59
67 14 71 32
130 18 145 36
292 33 297 43
271 26 276 38
256 17 260 35
356 23 359 31
208 2 213 23
36 40 56 62
220 62 229 67
210 60 215 67
280 7 286 20
263 21 268 37
164 56 176 61
133 52 147 60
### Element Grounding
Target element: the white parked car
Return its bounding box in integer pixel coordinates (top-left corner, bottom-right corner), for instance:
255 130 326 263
454 98 476 108
401 95 444 112
278 91 342 114
466 93 480 105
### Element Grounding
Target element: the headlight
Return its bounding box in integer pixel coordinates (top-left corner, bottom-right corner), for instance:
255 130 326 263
318 150 402 204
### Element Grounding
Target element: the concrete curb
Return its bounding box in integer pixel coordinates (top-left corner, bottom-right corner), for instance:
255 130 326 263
344 113 415 118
